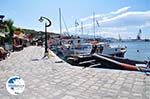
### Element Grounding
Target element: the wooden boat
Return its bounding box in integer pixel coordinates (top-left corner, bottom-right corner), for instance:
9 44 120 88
67 53 150 72
92 54 139 71
95 54 150 72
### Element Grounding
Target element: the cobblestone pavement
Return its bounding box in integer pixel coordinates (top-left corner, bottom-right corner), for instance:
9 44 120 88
0 46 150 99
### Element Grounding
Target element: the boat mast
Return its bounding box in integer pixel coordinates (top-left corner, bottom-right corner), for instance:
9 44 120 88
93 12 95 41
119 34 122 41
81 21 83 36
62 15 70 37
59 8 62 36
74 19 78 55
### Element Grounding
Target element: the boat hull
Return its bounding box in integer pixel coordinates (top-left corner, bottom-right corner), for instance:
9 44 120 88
108 51 126 57
67 54 149 72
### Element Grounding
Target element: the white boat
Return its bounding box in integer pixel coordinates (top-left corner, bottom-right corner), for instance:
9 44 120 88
64 42 92 55
95 42 127 57
53 9 126 58
56 39 127 57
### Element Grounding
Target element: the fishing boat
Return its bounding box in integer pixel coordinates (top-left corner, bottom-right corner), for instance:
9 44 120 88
52 9 126 58
67 53 150 73
95 42 127 57
54 38 126 57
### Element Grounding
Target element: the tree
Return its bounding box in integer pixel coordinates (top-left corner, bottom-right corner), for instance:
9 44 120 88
15 28 24 34
3 19 16 45
4 19 15 37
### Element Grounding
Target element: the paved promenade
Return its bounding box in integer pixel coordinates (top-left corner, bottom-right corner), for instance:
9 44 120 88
0 46 150 99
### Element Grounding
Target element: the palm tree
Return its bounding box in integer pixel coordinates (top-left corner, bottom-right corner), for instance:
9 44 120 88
4 19 15 37
3 19 15 50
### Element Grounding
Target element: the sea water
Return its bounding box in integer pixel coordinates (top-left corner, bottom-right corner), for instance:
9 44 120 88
110 41 150 61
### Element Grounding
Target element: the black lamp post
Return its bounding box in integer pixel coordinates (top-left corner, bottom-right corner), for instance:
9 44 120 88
39 16 52 57
0 15 5 24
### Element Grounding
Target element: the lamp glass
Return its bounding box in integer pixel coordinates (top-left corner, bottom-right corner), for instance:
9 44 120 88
39 17 43 22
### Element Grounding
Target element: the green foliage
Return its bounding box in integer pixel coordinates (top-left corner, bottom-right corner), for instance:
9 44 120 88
4 19 15 36
15 27 24 33
3 19 16 44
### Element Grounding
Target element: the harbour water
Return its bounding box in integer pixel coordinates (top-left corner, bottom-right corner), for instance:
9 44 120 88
110 41 150 61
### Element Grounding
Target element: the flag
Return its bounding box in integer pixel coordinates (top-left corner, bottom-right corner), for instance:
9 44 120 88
96 20 100 27
75 20 79 27
81 22 83 30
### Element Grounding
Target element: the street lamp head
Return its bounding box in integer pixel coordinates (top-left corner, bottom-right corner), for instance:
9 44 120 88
38 16 52 27
0 15 5 19
39 16 44 22
0 15 5 24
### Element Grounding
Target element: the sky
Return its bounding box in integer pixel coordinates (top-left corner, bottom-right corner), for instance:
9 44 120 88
1 0 150 39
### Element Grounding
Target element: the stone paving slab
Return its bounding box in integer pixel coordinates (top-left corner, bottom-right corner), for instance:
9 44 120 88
0 46 150 99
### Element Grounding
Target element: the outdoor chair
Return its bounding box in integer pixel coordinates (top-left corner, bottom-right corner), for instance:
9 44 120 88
13 45 23 51
0 47 8 60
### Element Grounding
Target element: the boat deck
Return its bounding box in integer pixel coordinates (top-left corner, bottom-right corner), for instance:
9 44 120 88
0 46 150 99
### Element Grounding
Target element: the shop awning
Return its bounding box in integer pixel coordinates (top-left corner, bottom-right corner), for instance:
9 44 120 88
14 33 29 41
14 33 24 39
0 32 7 37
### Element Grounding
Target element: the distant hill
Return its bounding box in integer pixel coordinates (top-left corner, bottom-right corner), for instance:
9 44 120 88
23 29 60 38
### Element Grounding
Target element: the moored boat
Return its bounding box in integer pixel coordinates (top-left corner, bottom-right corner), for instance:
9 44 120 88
95 42 127 57
67 53 150 72
53 38 127 58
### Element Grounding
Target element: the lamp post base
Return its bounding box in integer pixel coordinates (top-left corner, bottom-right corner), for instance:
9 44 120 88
42 52 49 59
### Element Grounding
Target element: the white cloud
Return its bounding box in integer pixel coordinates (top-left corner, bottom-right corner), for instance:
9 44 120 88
111 6 131 14
58 6 150 38
80 11 150 29
80 14 104 21
79 6 131 22
100 11 150 27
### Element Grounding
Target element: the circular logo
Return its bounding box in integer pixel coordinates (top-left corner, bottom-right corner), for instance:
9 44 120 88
6 76 25 95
